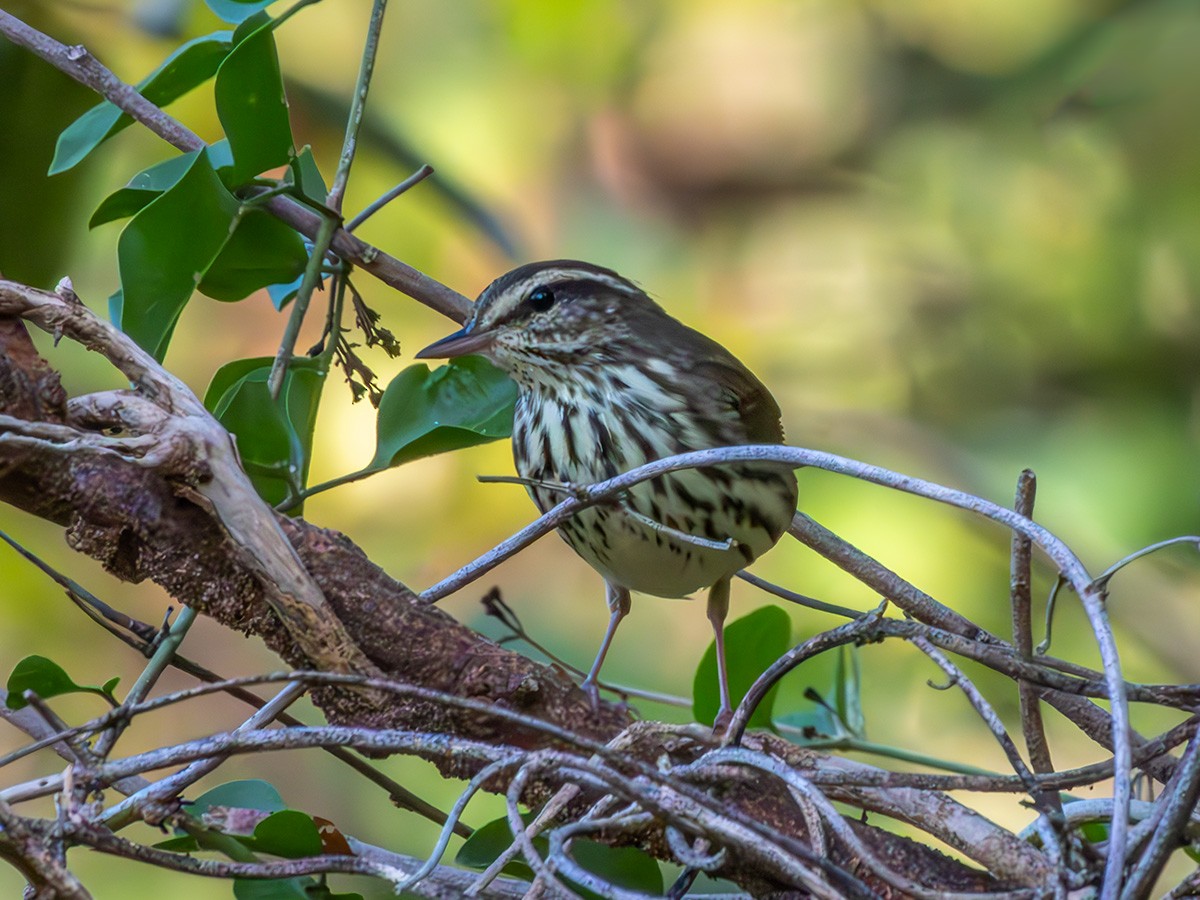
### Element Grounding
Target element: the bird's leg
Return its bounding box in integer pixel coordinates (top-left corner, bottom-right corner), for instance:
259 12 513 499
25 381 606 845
707 575 733 733
580 581 631 711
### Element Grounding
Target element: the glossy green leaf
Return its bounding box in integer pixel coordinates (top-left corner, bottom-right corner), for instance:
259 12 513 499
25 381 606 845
154 779 288 852
89 151 200 228
571 842 663 896
107 288 124 330
205 0 276 24
266 273 305 311
234 878 361 900
455 814 535 882
693 605 791 728
50 32 233 174
216 16 294 184
369 357 517 472
89 187 164 229
198 207 308 301
204 357 326 507
830 645 865 739
90 142 233 228
1077 818 1110 844
152 834 199 852
192 779 288 816
288 146 330 207
5 655 118 709
245 810 323 858
116 149 239 360
456 815 662 897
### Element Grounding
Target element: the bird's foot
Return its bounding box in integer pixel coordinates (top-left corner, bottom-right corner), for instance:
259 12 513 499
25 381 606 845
580 676 602 713
711 705 733 738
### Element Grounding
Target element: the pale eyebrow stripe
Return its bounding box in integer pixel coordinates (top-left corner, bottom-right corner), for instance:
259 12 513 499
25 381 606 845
511 268 641 297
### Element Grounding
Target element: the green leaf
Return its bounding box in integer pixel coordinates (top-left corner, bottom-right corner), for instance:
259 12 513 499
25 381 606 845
233 878 316 900
153 835 200 852
234 879 362 900
107 288 124 331
288 146 330 207
830 646 865 739
198 207 308 301
571 842 663 897
369 358 517 472
245 810 324 859
456 815 535 882
90 142 233 228
192 779 288 816
50 32 233 174
5 655 118 709
114 144 294 358
693 605 791 728
116 148 240 359
216 16 294 184
154 779 289 853
204 357 326 507
205 0 277 24
456 815 662 898
267 273 305 311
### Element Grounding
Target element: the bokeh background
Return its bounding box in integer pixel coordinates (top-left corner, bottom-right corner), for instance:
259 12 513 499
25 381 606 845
2 0 1199 895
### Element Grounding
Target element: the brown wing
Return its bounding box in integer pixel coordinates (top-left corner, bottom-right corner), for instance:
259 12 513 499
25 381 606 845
692 354 786 444
627 302 786 444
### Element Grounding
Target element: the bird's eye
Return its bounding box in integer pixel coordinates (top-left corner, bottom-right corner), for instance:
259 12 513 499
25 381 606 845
527 288 555 313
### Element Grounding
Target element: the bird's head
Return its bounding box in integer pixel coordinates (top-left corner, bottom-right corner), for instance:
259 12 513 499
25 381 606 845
416 260 657 380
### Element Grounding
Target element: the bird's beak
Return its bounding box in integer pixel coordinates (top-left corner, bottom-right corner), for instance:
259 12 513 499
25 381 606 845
415 324 493 359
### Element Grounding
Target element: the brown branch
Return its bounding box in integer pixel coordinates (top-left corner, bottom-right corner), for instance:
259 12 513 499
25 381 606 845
1011 470 1055 775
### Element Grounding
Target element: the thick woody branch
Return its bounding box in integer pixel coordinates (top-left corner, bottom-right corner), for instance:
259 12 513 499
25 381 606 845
0 279 376 681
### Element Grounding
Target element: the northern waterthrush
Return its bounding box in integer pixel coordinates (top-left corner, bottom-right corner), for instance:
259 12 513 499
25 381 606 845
418 261 798 727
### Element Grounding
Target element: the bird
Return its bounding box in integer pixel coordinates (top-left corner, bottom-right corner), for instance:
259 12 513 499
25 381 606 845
417 260 798 728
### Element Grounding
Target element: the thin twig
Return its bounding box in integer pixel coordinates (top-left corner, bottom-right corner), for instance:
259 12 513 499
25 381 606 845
735 570 863 619
1010 472 1055 766
0 530 157 642
93 606 197 759
0 535 465 835
268 0 391 398
347 164 434 232
1009 469 1060 825
909 637 1039 794
326 0 389 213
266 212 336 398
1092 535 1200 589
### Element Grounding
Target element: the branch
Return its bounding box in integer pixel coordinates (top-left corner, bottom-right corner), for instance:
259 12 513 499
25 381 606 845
0 278 379 681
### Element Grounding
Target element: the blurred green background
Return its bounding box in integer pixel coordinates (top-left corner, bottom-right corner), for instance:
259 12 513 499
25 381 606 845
2 0 1198 895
